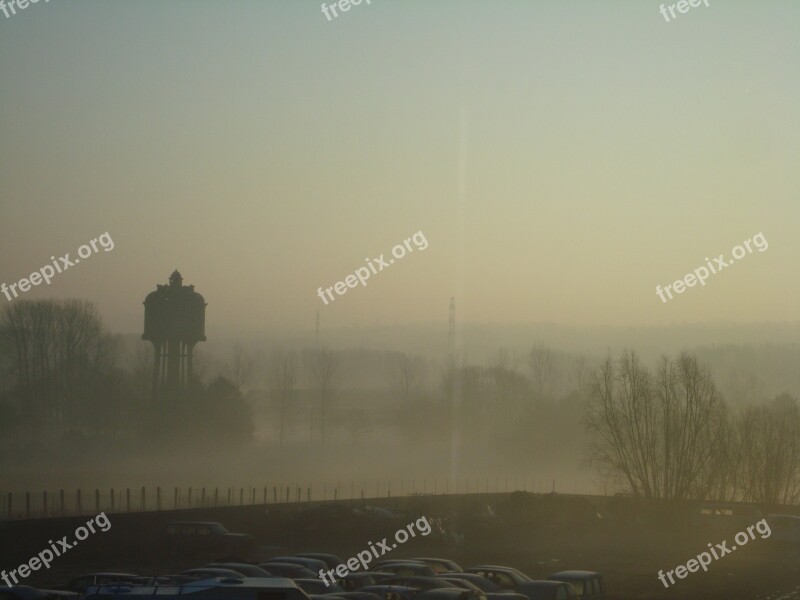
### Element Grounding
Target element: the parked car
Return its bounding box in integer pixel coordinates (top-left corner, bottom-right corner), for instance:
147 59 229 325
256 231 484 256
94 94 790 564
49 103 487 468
359 586 419 600
438 576 526 600
464 567 532 591
546 572 605 600
416 590 486 600
0 587 78 600
85 577 306 600
334 593 382 600
164 521 254 558
516 582 577 600
268 557 328 573
437 574 504 593
437 579 482 592
373 562 437 577
294 579 346 595
296 554 346 569
340 573 394 591
206 563 273 577
57 574 146 594
380 576 460 591
413 559 463 574
766 514 800 544
258 563 317 578
181 568 247 580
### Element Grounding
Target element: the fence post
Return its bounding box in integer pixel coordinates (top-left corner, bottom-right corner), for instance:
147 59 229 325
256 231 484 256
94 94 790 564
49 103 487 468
214 487 218 507
141 487 146 511
285 487 289 503
273 487 277 503
174 487 178 509
263 487 267 505
126 488 131 512
188 487 192 508
202 488 206 507
227 488 231 505
239 488 243 505
60 489 65 516
43 491 48 517
307 487 311 502
7 493 11 519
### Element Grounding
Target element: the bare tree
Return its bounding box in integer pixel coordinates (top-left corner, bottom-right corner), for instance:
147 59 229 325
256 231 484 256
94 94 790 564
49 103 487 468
227 342 253 394
0 299 114 431
488 348 519 407
736 394 800 504
307 346 339 446
585 350 729 500
269 349 297 446
392 352 425 404
528 344 561 400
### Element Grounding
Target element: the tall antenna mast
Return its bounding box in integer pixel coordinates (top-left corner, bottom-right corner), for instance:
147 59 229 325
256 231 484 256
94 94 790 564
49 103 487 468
447 297 455 366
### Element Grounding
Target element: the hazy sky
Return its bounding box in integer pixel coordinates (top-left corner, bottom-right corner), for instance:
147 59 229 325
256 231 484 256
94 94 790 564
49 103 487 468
1 0 798 337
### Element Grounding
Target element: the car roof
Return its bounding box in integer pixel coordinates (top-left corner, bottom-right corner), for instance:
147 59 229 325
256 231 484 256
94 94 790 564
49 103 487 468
469 565 520 572
519 582 564 588
80 573 141 578
548 571 601 578
417 590 475 598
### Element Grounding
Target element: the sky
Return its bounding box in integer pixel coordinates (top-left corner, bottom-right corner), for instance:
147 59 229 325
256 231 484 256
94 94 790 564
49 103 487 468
1 0 798 338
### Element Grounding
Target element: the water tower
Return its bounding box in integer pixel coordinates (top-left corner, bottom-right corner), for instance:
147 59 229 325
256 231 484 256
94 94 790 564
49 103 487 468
142 270 207 397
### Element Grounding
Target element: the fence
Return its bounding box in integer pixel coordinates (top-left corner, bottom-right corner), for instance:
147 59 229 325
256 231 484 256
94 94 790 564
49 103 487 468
0 477 558 520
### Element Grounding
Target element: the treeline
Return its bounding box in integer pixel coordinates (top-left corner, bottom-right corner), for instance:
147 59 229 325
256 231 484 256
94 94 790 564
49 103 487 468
0 300 251 446
586 351 800 504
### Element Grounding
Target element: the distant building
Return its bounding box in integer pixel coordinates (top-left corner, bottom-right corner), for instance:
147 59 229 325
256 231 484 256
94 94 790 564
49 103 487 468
142 270 207 397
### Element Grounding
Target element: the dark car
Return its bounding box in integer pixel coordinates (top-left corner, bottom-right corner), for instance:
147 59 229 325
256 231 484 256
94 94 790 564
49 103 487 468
546 572 605 600
439 577 527 600
416 590 486 600
294 579 346 595
414 559 463 574
373 562 437 577
437 574 504 594
359 585 419 600
182 568 248 580
438 579 482 592
57 574 146 593
258 562 317 578
517 582 577 600
341 573 395 591
296 554 346 569
164 521 254 558
334 593 383 600
464 567 531 591
206 563 273 577
0 587 78 600
380 577 459 591
268 557 328 573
